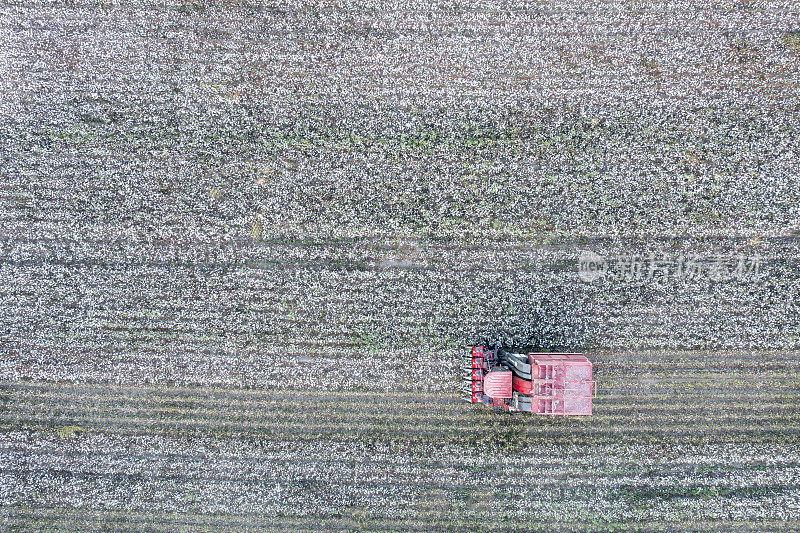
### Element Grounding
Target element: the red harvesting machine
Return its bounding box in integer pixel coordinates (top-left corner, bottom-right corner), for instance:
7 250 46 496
464 346 595 415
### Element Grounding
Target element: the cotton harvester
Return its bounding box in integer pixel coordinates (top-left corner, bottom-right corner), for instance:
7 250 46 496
464 346 595 415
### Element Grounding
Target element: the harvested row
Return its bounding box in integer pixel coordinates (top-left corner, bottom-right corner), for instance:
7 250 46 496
5 389 800 414
3 380 799 446
8 508 796 533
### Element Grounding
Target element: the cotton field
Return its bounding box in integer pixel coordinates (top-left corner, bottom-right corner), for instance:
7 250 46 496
1 0 799 530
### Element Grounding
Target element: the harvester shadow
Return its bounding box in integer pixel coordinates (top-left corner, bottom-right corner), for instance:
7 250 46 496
474 283 598 352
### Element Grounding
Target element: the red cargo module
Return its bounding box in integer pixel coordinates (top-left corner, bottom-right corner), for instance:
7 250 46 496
464 347 595 416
